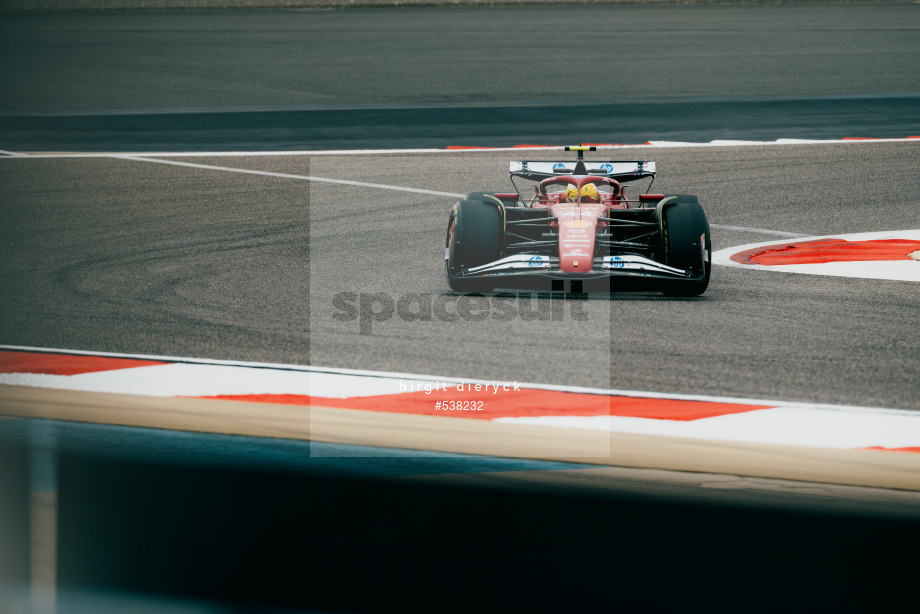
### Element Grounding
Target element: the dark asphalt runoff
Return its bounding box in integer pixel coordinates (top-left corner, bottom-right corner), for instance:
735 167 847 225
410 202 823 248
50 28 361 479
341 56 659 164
1 4 919 149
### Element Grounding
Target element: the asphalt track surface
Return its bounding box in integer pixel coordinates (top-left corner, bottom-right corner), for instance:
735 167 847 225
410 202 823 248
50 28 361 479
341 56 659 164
2 4 920 149
2 4 920 613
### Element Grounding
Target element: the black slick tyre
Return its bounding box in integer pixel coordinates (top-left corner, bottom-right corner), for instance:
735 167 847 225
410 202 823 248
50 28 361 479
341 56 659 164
445 199 502 293
466 192 505 206
656 195 711 297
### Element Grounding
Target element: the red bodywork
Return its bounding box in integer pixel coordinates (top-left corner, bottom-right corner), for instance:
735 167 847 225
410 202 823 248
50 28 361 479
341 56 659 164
530 175 626 273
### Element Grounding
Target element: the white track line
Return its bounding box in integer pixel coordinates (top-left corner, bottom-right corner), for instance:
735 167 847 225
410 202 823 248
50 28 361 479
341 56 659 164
114 155 466 198
710 224 812 238
647 138 920 148
116 156 809 237
5 143 908 243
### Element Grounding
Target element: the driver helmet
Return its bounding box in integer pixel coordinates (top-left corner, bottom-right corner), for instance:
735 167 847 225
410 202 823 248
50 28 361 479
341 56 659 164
565 183 599 203
565 183 578 203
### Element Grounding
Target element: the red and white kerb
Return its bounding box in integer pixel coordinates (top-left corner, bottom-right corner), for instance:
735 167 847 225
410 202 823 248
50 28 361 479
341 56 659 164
1 347 918 453
714 230 920 281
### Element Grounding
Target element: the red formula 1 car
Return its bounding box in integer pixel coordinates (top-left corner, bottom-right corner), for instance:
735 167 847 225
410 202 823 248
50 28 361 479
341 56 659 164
445 146 711 296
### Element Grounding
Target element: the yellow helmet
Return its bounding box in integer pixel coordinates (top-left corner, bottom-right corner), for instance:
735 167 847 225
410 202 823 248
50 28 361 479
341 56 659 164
581 182 599 203
565 183 578 203
565 182 599 203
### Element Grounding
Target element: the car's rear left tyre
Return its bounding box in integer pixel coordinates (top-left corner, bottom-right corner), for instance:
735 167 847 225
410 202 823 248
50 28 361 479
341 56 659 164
657 195 711 297
445 198 503 293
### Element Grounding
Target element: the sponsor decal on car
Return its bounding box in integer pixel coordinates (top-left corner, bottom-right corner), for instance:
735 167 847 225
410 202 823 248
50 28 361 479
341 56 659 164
563 220 592 228
552 163 567 172
609 256 625 269
528 255 545 268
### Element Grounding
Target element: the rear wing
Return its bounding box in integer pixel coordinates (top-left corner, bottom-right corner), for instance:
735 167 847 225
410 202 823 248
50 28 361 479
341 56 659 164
509 161 656 182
